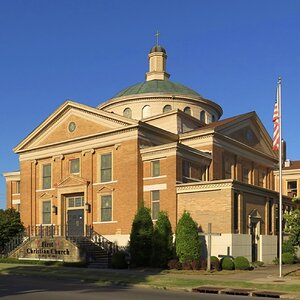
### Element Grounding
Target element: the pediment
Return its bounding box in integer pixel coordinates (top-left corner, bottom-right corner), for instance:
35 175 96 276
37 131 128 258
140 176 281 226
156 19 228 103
249 209 261 219
97 186 115 193
216 113 275 157
56 175 89 188
39 192 54 200
14 101 137 152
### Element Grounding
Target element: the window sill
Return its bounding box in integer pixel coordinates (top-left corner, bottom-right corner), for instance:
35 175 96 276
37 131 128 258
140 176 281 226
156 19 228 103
92 181 118 186
93 221 118 224
36 188 55 192
143 175 167 180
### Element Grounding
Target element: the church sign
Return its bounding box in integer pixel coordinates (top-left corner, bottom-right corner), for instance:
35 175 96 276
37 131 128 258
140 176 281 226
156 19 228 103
11 237 81 262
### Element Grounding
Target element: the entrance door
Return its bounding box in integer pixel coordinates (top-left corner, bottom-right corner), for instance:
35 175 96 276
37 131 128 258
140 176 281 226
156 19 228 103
67 209 84 237
250 222 258 262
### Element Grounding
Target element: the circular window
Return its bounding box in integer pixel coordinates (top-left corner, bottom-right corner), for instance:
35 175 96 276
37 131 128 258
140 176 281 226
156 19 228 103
68 122 76 132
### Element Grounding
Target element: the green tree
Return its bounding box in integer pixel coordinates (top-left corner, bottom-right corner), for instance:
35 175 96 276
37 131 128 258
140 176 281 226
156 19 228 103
129 206 153 266
284 209 300 247
0 208 24 251
175 211 201 263
151 211 173 267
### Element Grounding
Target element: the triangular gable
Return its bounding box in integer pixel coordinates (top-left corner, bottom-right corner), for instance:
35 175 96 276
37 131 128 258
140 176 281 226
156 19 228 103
56 175 89 188
97 186 115 193
39 192 54 200
14 100 138 153
214 112 276 158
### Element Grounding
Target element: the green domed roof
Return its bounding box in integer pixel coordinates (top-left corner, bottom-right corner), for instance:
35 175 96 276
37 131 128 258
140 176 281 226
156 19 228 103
113 79 202 98
150 45 166 54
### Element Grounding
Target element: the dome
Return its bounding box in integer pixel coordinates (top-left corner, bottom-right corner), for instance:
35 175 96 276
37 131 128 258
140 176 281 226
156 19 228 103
150 45 166 54
113 79 202 99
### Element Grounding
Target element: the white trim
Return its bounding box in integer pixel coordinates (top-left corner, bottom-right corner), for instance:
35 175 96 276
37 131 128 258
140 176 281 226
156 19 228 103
93 180 118 186
143 183 167 192
93 221 118 224
143 175 167 180
36 188 55 192
12 199 21 204
12 193 20 196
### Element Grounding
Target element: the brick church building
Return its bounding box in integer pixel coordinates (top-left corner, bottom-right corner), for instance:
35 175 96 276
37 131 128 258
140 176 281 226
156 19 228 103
4 43 295 264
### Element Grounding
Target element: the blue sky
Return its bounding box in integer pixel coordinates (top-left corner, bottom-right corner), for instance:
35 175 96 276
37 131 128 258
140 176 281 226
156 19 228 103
1 0 300 208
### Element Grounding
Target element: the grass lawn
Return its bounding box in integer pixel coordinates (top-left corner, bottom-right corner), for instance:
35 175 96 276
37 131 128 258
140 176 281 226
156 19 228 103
0 262 300 295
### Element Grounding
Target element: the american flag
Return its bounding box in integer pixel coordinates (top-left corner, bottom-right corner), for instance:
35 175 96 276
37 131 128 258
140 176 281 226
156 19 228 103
272 80 280 151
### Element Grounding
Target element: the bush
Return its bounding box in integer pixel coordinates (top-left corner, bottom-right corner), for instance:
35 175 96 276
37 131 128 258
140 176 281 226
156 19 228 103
221 256 234 270
191 260 201 270
111 251 128 269
233 256 250 270
282 240 297 256
167 259 182 270
282 252 294 264
129 206 153 267
210 256 221 271
151 211 173 268
175 211 201 263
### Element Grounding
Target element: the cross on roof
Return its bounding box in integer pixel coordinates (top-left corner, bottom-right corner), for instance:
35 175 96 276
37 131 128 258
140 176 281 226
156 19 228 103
155 31 160 46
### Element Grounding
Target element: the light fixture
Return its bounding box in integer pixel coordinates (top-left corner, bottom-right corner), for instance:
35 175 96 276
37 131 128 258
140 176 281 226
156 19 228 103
52 205 57 215
85 202 90 213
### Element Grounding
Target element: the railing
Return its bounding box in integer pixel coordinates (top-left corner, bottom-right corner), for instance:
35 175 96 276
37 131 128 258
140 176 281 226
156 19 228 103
86 225 118 254
2 232 28 257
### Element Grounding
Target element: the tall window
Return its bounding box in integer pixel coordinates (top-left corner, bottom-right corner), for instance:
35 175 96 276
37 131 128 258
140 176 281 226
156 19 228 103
101 153 112 182
70 158 80 174
142 105 151 119
163 105 172 113
287 181 297 197
151 190 160 220
200 110 205 123
42 200 51 224
16 181 20 194
123 107 132 118
42 164 51 189
258 171 266 187
101 195 112 222
182 160 190 178
233 193 239 233
223 159 232 179
242 167 250 183
183 107 191 115
151 160 160 177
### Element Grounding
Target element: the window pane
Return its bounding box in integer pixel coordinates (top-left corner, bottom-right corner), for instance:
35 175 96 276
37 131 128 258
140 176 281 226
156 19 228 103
68 198 75 207
101 195 112 222
152 160 160 177
101 154 112 182
163 105 172 113
152 202 160 220
70 159 80 173
42 164 51 189
152 190 160 201
42 201 51 224
43 177 51 190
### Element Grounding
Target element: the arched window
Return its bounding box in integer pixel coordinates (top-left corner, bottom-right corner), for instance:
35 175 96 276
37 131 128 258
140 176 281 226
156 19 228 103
163 104 172 113
183 106 191 115
142 105 151 119
200 110 205 123
123 107 132 118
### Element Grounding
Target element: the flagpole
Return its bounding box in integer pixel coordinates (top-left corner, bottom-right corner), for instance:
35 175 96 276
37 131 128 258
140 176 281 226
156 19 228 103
278 77 282 278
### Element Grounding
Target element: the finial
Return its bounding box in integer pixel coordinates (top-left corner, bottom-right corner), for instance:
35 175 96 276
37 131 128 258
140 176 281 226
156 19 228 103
155 31 160 46
278 76 282 84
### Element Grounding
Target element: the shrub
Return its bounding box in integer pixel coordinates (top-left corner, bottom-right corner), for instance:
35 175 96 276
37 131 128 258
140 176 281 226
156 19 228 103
233 256 250 270
282 240 297 256
151 211 173 268
282 252 294 264
210 256 221 270
129 206 153 267
167 259 182 270
175 211 201 263
111 251 128 269
221 256 234 270
191 260 201 270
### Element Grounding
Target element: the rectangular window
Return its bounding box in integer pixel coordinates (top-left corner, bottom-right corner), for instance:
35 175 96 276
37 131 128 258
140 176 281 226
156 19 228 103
287 181 297 197
233 193 239 232
42 200 51 224
224 160 232 179
258 171 266 187
182 160 190 178
67 196 84 208
101 153 112 182
70 158 80 174
242 167 249 183
42 164 51 189
16 181 20 194
151 190 160 220
151 160 160 177
101 195 112 222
